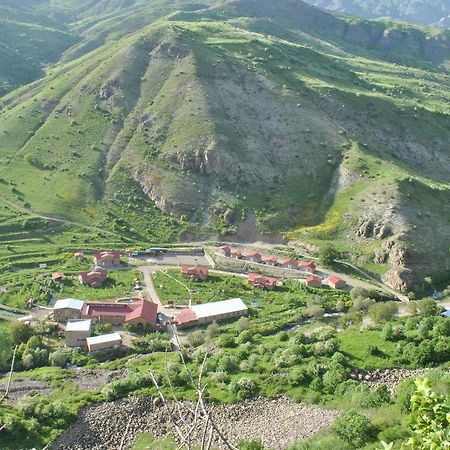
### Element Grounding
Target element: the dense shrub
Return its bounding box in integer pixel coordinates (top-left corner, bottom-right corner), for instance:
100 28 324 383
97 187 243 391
229 377 258 400
332 410 373 447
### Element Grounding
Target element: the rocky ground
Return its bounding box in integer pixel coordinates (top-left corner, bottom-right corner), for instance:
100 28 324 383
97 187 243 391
351 368 450 393
0 379 52 404
51 396 339 450
71 368 128 391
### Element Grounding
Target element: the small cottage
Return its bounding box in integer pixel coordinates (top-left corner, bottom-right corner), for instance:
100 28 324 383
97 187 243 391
299 261 317 273
306 275 322 288
93 251 121 268
65 319 92 348
53 298 84 322
246 252 262 263
282 258 299 270
248 273 279 290
86 333 122 353
180 266 209 281
265 256 278 266
328 276 347 290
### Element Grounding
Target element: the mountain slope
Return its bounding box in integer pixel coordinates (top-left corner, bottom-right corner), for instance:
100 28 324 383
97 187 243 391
304 0 450 28
0 3 78 94
0 0 449 293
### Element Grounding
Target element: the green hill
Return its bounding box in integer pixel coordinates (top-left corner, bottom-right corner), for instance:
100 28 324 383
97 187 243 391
304 0 450 28
0 0 449 293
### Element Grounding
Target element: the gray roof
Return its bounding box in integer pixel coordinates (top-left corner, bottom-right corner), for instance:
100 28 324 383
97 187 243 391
86 332 122 346
191 298 247 319
66 319 92 332
54 298 84 311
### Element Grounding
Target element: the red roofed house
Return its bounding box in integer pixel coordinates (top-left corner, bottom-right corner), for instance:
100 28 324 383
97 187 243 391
219 246 231 257
282 258 299 270
246 252 262 263
248 273 279 290
328 276 347 290
74 251 85 261
299 261 317 273
93 251 121 268
52 272 65 282
81 299 157 328
181 266 209 281
306 276 322 288
78 268 107 287
265 255 278 266
230 249 242 259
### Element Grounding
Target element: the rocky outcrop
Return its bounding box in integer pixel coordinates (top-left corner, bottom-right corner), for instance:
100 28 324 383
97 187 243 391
356 220 391 239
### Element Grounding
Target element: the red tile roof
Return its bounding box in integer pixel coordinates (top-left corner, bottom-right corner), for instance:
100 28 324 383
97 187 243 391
181 266 209 276
283 258 298 265
306 276 321 284
82 300 157 323
248 273 279 286
125 300 157 323
246 252 261 258
300 261 316 268
174 308 198 325
266 256 278 262
329 276 344 284
52 272 64 280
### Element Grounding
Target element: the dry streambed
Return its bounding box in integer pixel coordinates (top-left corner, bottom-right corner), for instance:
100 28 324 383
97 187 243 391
51 396 339 450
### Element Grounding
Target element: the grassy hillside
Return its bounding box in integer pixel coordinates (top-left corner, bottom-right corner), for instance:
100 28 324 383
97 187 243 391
305 0 450 28
0 0 449 293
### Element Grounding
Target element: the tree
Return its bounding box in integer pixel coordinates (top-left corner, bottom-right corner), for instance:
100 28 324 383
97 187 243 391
404 378 450 449
236 317 250 332
318 245 338 267
10 322 34 345
0 326 13 372
368 302 398 324
332 410 373 447
417 298 441 317
350 287 369 301
49 350 69 368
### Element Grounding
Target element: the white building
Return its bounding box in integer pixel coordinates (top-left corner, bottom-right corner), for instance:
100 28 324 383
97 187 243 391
174 298 248 328
65 319 92 348
86 332 122 353
53 298 85 322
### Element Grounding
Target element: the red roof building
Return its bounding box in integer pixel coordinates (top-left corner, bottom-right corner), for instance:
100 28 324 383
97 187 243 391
282 258 299 270
78 268 107 287
246 252 262 263
81 299 157 327
306 275 322 288
52 272 65 282
265 255 278 266
230 249 242 259
328 276 347 289
219 246 231 257
74 251 85 260
180 266 209 281
173 308 198 328
93 251 121 268
299 261 317 273
248 272 279 290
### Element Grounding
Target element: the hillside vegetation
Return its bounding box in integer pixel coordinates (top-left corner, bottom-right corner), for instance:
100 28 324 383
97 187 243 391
0 0 449 293
305 0 450 28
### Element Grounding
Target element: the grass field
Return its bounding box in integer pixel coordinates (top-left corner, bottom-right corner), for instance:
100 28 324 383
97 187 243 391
338 329 397 370
132 434 178 450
